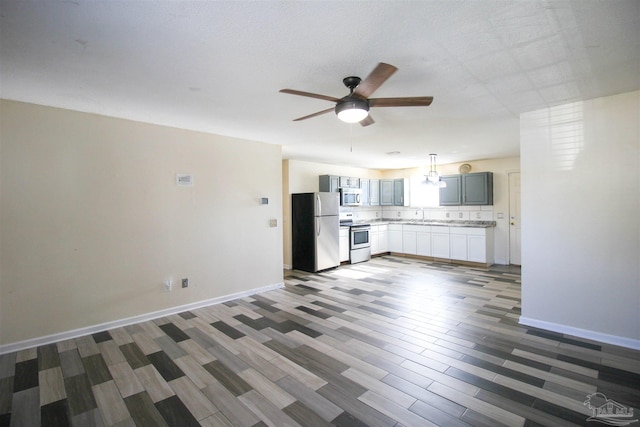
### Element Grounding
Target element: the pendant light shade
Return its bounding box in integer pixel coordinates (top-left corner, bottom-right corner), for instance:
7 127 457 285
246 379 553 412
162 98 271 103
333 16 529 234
335 97 369 123
424 154 446 187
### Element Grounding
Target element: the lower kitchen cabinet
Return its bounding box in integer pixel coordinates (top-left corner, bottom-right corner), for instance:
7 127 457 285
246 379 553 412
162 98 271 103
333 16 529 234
378 225 388 253
416 227 431 256
371 225 379 255
388 224 403 253
339 227 349 262
468 234 488 263
369 222 493 265
371 224 388 255
450 232 468 261
430 226 451 259
449 227 494 264
402 227 418 254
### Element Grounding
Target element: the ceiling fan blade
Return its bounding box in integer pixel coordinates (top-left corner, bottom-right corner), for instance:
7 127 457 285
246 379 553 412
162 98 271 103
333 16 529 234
292 107 335 121
279 89 341 103
369 96 433 107
354 63 398 98
360 115 375 127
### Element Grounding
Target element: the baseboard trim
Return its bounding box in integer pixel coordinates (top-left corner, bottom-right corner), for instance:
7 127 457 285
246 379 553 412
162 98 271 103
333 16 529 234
0 282 284 355
519 316 640 350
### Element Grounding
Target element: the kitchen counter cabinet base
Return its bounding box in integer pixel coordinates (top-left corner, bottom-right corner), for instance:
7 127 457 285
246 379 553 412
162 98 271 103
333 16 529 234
377 223 494 267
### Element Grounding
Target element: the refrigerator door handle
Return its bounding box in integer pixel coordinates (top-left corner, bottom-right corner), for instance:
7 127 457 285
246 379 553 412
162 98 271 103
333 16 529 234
317 194 321 217
317 215 321 236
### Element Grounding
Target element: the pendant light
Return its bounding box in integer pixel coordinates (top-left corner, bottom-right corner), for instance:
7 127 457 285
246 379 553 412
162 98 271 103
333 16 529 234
424 153 447 188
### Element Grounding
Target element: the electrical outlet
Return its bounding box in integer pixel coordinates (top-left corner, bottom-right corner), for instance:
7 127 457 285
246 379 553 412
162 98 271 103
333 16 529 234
182 278 189 288
164 280 172 292
269 219 277 227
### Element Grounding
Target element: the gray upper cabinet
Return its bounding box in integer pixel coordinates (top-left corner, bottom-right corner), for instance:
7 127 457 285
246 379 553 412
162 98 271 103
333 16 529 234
462 172 493 205
319 175 399 206
319 175 340 192
393 179 404 206
359 178 382 206
440 172 493 206
360 179 370 205
378 178 405 206
339 176 360 188
369 179 380 206
319 175 360 191
439 175 462 205
380 179 394 205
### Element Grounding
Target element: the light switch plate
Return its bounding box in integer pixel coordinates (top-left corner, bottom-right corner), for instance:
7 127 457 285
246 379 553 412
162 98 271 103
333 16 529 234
176 174 193 186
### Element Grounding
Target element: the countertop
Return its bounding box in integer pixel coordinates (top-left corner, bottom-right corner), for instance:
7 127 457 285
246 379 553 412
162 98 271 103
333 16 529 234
347 219 497 228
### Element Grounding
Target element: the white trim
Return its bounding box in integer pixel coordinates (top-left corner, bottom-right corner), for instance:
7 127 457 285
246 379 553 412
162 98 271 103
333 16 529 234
519 317 640 350
0 282 284 355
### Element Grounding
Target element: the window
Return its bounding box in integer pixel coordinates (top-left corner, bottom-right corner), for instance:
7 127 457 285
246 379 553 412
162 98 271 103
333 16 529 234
409 175 440 207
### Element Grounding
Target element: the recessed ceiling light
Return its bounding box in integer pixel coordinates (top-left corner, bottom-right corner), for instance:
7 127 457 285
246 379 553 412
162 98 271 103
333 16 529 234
386 151 401 156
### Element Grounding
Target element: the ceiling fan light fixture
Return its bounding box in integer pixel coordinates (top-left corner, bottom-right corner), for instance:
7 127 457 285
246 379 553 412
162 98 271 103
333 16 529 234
335 97 369 123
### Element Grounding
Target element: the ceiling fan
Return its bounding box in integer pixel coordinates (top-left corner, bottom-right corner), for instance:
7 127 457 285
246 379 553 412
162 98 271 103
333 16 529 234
280 63 433 126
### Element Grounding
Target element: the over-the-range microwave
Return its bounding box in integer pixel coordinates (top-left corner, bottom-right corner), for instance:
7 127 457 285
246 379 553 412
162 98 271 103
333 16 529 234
339 188 362 206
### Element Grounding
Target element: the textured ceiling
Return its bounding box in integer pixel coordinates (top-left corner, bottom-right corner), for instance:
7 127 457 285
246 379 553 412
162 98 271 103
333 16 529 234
1 1 639 169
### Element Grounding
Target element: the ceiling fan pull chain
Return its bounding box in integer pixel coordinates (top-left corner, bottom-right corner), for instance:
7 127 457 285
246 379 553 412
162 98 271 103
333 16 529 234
350 124 353 153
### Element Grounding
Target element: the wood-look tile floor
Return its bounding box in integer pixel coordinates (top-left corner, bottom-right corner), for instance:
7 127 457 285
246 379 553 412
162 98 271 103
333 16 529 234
1 256 639 427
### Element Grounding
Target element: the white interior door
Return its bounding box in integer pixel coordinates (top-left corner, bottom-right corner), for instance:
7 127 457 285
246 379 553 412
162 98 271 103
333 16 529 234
509 172 522 265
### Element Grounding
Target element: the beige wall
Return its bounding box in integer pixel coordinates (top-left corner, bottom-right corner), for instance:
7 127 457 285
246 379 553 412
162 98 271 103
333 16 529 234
0 100 283 346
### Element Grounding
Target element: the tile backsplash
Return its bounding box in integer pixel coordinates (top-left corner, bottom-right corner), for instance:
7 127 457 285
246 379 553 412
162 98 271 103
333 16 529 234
341 205 494 221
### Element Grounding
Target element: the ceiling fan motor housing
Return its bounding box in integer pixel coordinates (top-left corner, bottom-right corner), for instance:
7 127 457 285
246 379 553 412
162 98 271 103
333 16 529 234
335 96 370 122
342 76 362 91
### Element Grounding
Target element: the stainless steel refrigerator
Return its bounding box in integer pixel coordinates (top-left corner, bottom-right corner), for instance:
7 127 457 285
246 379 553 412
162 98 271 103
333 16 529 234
292 192 340 272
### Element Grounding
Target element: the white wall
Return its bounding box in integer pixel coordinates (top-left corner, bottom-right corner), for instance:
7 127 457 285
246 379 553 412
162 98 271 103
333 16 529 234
0 100 283 347
520 91 640 348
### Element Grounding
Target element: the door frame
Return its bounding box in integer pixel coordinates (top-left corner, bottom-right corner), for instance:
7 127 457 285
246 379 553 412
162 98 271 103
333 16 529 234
507 170 521 266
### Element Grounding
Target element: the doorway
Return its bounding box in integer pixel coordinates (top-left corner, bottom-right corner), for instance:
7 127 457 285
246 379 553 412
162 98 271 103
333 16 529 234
508 172 521 266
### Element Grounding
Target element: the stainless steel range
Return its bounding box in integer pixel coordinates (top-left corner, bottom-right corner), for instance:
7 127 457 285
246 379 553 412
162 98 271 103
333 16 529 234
340 213 371 264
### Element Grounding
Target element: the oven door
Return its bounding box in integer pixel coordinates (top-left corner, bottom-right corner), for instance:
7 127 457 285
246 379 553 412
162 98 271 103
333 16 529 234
350 226 371 249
